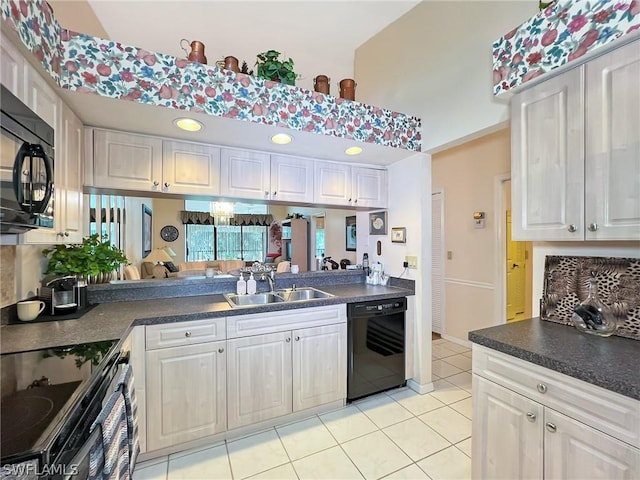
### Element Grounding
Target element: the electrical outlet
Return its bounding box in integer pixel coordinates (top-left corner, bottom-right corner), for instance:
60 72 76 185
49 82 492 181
403 261 409 268
405 255 418 269
447 251 453 260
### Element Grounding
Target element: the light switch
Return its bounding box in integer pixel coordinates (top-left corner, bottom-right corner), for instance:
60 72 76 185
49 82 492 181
405 256 418 269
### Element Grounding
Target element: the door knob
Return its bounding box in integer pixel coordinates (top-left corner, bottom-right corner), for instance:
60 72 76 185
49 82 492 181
587 223 598 232
512 263 519 268
567 224 577 233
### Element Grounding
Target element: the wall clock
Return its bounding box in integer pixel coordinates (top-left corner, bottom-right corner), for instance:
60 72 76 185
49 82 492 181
160 225 179 242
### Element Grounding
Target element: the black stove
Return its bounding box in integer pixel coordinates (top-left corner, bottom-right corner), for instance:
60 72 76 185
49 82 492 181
0 339 119 476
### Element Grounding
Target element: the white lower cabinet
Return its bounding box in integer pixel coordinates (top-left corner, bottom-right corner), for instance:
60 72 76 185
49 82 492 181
227 331 292 430
227 322 347 429
146 341 226 451
473 346 640 479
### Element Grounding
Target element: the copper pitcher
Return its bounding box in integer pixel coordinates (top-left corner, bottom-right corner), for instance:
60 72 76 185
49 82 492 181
339 78 356 100
224 56 240 73
314 75 330 95
180 39 207 64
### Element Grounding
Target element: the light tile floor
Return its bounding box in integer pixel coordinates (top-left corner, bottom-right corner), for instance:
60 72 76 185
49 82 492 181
135 338 472 480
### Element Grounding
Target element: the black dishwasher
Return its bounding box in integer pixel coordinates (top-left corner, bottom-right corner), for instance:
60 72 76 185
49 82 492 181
347 297 407 401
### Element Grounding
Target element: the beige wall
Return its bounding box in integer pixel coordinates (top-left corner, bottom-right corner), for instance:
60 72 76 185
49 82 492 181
49 0 109 38
355 1 536 152
150 198 186 263
432 128 511 341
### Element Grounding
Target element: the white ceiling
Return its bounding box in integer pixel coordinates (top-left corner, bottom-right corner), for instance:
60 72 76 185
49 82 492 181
58 0 422 165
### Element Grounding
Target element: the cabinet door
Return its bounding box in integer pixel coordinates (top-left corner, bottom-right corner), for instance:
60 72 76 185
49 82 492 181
25 64 58 129
352 167 387 208
146 341 226 451
162 140 221 195
544 409 640 480
472 375 543 480
292 323 346 411
511 67 585 240
0 33 25 102
227 331 292 429
93 130 163 191
585 39 640 240
270 155 314 203
59 103 84 243
314 161 352 206
220 149 270 200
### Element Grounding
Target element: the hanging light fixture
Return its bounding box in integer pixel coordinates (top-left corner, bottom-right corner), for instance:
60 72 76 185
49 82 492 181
210 201 235 225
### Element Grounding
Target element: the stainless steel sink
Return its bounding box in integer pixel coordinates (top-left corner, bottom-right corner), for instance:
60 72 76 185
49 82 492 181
224 287 333 308
224 292 285 307
274 287 334 302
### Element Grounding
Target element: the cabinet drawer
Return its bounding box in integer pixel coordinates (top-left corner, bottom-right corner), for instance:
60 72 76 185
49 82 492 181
146 318 226 350
473 345 640 448
227 304 346 339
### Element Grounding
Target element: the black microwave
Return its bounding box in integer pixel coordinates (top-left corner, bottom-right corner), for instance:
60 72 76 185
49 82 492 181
0 85 55 234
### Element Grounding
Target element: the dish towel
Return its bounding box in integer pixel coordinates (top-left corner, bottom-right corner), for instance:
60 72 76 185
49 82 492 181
114 364 140 473
88 390 130 480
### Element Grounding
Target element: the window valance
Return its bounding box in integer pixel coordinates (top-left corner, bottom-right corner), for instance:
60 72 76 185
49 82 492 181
231 214 274 226
180 210 215 225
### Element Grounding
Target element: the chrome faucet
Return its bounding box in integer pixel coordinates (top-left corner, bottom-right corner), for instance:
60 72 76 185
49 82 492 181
259 270 275 292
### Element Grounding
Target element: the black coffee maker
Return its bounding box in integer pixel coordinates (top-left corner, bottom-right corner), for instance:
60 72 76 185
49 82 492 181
40 275 78 315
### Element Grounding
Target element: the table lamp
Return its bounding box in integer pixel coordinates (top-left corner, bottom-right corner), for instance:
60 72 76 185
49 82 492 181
143 248 174 278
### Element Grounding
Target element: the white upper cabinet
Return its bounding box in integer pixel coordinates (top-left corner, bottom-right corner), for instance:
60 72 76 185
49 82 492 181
352 167 388 208
219 148 271 200
585 40 640 240
93 130 163 192
511 39 640 241
1 33 25 102
25 64 58 130
511 67 585 241
314 161 387 208
314 161 352 206
162 140 221 195
270 155 314 203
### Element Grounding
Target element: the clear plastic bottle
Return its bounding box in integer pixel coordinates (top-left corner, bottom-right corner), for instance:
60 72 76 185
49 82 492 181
246 273 257 294
571 275 617 337
236 274 247 295
362 253 370 276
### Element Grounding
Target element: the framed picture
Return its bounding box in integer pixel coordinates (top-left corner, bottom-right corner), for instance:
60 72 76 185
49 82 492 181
369 211 387 235
345 216 356 251
142 204 152 258
391 227 406 243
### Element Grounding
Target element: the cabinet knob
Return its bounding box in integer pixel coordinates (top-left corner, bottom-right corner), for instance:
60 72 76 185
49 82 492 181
264 191 269 196
567 224 577 233
295 336 300 341
545 422 557 433
163 182 170 191
526 412 537 422
536 383 547 394
354 199 358 203
184 331 192 338
152 181 159 190
273 191 277 196
57 232 64 237
64 231 69 237
218 347 224 353
588 223 598 232
286 337 291 343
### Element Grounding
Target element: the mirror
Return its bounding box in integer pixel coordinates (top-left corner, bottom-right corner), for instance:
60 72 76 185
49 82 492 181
103 195 357 281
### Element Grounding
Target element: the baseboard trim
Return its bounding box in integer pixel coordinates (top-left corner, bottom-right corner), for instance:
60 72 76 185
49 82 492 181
407 379 435 394
441 334 472 348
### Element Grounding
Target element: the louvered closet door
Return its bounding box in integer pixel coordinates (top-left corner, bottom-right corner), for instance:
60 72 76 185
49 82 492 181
431 192 444 334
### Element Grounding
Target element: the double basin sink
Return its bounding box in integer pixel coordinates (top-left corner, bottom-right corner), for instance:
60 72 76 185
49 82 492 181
224 287 333 308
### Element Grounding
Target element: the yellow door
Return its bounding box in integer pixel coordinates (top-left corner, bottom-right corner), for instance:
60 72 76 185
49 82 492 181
506 211 527 321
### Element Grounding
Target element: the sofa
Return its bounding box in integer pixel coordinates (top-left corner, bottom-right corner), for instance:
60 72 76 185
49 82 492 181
177 260 246 277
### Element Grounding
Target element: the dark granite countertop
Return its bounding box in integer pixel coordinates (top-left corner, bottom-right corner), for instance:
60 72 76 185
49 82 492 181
1 283 413 354
469 318 640 400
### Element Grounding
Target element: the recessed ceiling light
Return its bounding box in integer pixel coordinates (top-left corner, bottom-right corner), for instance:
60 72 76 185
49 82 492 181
271 133 293 145
174 118 203 132
345 146 363 156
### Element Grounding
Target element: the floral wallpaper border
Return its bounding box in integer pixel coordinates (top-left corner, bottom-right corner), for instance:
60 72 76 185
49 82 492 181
493 0 640 96
1 0 421 152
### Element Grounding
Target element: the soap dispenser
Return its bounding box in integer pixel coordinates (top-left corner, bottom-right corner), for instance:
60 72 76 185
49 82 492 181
236 273 247 295
247 272 257 294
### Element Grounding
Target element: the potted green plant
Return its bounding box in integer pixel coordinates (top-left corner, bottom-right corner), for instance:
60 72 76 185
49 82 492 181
255 50 297 85
42 234 128 284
